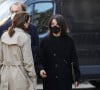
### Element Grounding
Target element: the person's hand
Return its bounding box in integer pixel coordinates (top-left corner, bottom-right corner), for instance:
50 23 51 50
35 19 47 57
40 70 47 78
74 81 79 88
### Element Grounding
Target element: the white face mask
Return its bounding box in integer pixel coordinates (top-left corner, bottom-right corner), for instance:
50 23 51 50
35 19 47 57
11 13 16 20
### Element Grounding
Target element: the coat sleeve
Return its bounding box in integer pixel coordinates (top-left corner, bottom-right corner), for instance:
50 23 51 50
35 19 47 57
28 24 39 61
35 39 46 77
70 39 81 82
21 37 36 81
0 40 3 83
0 40 3 69
0 20 11 37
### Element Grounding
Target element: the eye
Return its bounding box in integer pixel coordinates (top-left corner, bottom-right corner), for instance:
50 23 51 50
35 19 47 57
51 22 55 26
11 11 18 14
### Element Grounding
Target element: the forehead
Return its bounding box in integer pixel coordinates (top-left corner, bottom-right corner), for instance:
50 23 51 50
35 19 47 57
11 4 22 11
51 19 57 24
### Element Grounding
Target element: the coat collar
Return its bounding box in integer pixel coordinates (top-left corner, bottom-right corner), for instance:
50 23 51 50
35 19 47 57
14 27 24 32
1 28 29 45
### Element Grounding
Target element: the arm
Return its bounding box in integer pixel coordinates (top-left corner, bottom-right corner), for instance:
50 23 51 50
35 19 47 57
35 39 47 78
0 19 11 37
21 37 36 81
70 39 80 83
28 24 39 60
0 40 3 69
0 40 3 83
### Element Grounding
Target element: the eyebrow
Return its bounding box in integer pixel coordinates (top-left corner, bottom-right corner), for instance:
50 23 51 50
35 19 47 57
11 10 19 13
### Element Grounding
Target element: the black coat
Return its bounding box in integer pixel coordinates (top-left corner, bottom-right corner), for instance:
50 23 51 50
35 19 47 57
0 18 39 60
36 34 80 90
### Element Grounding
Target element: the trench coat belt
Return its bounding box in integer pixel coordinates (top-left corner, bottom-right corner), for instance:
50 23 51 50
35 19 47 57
3 61 22 66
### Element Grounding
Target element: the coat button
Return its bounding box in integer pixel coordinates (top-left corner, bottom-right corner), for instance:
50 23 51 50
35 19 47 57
55 64 58 68
56 76 58 79
53 53 56 56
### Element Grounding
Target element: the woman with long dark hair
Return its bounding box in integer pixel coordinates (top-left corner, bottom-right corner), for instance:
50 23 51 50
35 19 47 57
36 14 80 90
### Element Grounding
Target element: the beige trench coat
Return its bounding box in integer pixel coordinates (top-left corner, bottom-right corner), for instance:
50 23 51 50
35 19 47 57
0 28 36 90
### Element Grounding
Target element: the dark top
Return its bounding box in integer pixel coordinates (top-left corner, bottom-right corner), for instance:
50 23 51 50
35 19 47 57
36 34 80 90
